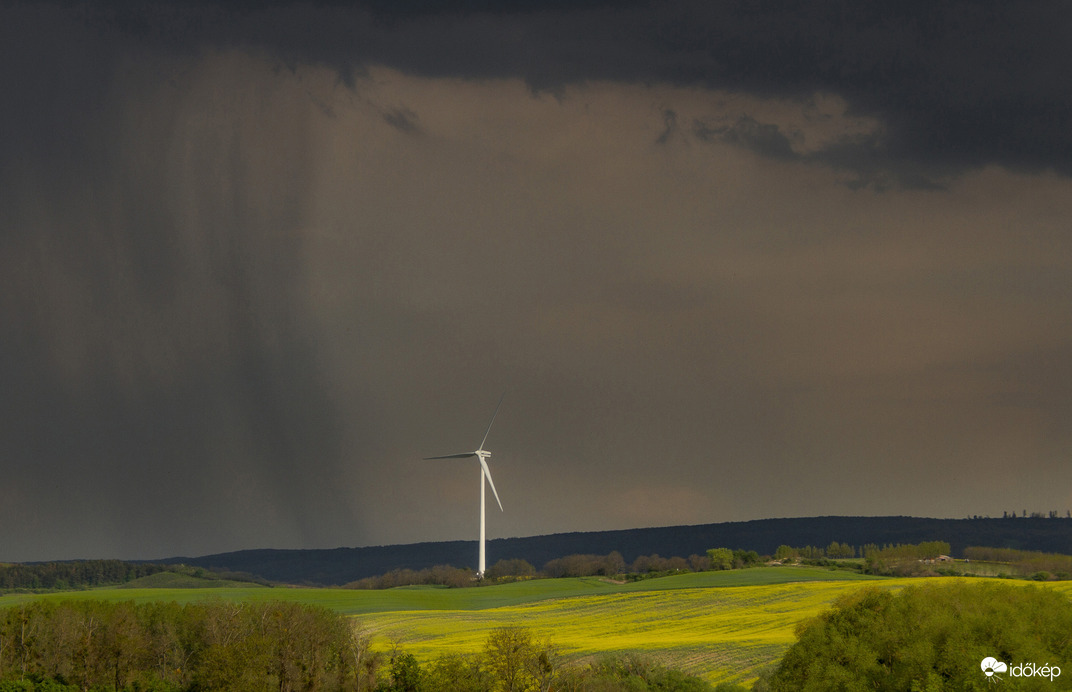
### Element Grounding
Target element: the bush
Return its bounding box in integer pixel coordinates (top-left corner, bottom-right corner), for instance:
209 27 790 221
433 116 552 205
543 552 624 578
344 564 473 589
0 682 79 692
484 558 536 581
769 581 1072 691
421 654 491 692
558 653 713 691
388 628 712 692
732 550 760 569
377 652 422 692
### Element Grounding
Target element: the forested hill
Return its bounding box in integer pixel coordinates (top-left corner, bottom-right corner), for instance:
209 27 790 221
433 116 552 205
161 515 1072 586
0 560 166 590
0 561 269 591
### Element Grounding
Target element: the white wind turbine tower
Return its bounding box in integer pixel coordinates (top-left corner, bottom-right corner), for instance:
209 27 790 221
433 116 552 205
424 394 506 577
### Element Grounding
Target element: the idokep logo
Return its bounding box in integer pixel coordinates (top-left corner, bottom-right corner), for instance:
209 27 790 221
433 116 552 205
981 657 1007 681
981 656 1061 683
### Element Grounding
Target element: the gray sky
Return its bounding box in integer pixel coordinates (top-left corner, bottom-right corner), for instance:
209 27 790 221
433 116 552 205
3 1 1071 561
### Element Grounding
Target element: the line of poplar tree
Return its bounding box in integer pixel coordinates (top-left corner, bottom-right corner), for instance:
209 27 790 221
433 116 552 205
0 600 369 691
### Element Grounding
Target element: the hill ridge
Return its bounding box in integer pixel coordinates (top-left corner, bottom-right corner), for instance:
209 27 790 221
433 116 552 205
156 515 1072 586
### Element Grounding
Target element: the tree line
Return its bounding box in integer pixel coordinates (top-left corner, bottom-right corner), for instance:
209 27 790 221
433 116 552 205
963 546 1072 579
348 538 1072 590
773 540 950 561
0 562 266 592
344 565 476 590
346 549 764 590
0 603 716 692
859 541 953 577
1001 509 1071 519
0 600 367 691
773 542 858 560
0 562 166 591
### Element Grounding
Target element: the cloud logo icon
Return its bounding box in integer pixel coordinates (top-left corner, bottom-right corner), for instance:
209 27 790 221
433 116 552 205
981 657 1008 677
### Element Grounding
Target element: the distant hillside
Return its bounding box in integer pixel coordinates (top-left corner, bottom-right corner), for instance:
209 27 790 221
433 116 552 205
0 560 271 591
118 571 270 589
160 516 1072 586
0 559 168 590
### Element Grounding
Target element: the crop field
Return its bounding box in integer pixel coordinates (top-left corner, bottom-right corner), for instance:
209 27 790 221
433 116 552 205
360 571 905 685
0 566 875 611
3 568 1071 685
359 574 1072 685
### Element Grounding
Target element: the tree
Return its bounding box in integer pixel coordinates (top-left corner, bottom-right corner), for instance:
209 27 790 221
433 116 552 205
422 654 491 692
769 581 1072 691
483 627 556 692
100 601 144 691
557 653 713 691
774 545 797 562
706 548 734 571
632 554 671 573
139 601 191 689
688 554 711 572
601 551 625 576
379 652 422 692
732 550 760 568
542 553 622 579
825 542 854 559
484 559 536 581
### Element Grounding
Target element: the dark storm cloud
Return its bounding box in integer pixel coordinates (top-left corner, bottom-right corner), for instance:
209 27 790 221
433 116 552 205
655 109 677 145
77 0 1072 182
0 6 361 558
691 115 944 191
4 0 1072 561
693 116 798 162
381 106 422 134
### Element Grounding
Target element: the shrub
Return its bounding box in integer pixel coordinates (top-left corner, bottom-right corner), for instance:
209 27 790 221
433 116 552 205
558 653 713 691
484 558 536 581
769 581 1072 691
421 654 491 692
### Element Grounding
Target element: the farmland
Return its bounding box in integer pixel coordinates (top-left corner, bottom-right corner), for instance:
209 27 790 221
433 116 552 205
358 571 1072 685
3 568 1072 685
359 569 895 684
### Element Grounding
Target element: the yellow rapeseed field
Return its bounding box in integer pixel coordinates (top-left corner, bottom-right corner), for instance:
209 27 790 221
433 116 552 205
361 578 899 684
360 576 1072 685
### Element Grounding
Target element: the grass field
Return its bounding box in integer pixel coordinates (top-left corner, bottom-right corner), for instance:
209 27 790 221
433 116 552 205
4 568 1071 685
0 566 878 613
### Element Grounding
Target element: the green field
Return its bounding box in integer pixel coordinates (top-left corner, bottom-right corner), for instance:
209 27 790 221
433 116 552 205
4 568 1072 685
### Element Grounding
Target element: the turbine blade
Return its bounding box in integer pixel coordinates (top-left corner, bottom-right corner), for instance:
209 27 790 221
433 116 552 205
478 456 503 511
423 452 478 460
478 392 506 451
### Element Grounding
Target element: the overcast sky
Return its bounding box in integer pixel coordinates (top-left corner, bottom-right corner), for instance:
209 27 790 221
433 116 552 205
3 1 1071 562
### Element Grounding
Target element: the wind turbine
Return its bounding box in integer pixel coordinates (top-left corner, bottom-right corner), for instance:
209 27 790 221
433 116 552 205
424 394 505 577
